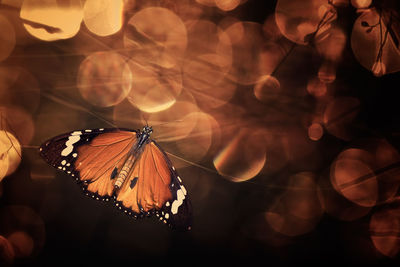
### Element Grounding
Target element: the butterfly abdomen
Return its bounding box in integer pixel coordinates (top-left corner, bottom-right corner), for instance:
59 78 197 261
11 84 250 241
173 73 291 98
114 154 137 189
114 139 147 190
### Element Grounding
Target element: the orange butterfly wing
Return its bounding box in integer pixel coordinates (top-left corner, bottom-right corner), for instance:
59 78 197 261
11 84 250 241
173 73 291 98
40 128 192 230
115 141 192 229
40 128 137 200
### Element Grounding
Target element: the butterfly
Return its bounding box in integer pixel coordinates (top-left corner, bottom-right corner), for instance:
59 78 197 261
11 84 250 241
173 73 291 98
39 126 192 230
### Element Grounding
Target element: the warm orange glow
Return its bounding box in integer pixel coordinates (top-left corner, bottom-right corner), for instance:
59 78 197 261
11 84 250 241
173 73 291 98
183 20 232 91
351 9 400 75
0 130 21 180
176 112 218 163
77 51 132 107
0 15 15 62
351 0 372 9
318 174 372 221
83 0 124 37
195 0 216 7
213 129 266 182
317 27 346 62
124 7 188 69
372 61 386 77
275 0 336 45
215 0 241 11
330 140 400 209
225 21 265 85
20 0 83 41
1 0 23 9
126 60 182 113
307 77 327 97
332 158 378 207
308 123 323 141
139 99 199 143
192 78 236 110
259 41 293 76
370 208 400 258
263 14 282 41
318 61 336 83
254 75 281 103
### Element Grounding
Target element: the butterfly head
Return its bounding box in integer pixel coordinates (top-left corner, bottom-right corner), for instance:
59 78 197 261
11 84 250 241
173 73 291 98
142 125 153 135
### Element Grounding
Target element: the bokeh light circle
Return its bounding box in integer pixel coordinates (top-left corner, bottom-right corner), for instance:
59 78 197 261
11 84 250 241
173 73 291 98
330 140 400 209
83 0 124 36
0 130 21 181
370 208 400 258
351 0 372 9
127 60 183 113
176 112 219 163
307 77 327 97
77 52 132 107
215 0 241 11
254 75 281 103
144 100 199 142
20 0 83 41
308 123 324 141
275 0 336 45
214 129 266 182
351 9 400 76
124 7 188 69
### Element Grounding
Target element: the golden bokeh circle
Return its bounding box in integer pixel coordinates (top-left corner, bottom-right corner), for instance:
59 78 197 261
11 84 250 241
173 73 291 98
77 51 132 107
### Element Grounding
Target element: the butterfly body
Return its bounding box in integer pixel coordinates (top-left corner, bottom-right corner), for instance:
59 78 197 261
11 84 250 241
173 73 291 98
39 126 192 230
114 125 153 190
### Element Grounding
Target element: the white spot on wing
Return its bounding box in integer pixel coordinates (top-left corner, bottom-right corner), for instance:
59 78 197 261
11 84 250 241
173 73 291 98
85 129 92 132
61 132 82 156
61 160 66 165
72 153 77 158
181 185 187 196
171 188 185 215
